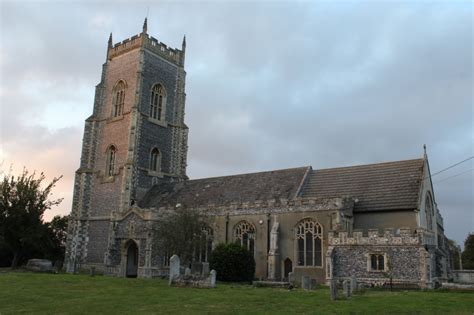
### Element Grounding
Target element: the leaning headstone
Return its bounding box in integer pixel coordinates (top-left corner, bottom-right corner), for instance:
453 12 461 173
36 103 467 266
168 255 180 286
185 267 191 277
26 259 53 272
350 276 357 294
330 279 338 300
202 262 210 277
343 280 351 299
288 272 294 285
210 269 217 288
302 276 311 290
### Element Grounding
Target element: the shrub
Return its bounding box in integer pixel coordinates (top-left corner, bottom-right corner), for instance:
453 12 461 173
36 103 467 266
209 243 255 282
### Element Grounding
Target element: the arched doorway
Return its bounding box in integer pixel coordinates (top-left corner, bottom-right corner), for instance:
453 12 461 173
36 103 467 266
126 241 138 278
284 258 292 280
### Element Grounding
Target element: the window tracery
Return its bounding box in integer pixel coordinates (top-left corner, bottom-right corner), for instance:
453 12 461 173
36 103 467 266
296 218 323 267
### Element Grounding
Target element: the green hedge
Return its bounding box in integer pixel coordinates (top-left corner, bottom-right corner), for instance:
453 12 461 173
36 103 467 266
210 243 255 282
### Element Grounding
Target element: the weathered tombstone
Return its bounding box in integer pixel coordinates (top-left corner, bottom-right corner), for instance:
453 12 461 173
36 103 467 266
288 272 294 285
185 267 191 277
330 279 338 301
26 259 53 272
168 255 180 286
90 267 96 277
302 276 311 290
343 280 351 299
350 276 357 294
210 269 217 288
202 262 210 277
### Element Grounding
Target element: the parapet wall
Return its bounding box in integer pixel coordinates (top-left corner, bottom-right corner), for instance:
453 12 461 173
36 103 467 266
108 33 184 66
329 228 436 246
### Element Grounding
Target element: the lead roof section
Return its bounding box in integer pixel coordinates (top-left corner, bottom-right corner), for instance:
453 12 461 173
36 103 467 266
139 167 310 209
139 158 425 212
301 158 425 212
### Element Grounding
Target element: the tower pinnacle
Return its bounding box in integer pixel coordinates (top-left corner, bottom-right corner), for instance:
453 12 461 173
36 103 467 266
142 18 148 34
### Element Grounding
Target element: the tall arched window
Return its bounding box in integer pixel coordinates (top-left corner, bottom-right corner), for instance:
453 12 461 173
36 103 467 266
112 80 126 117
106 145 116 176
195 227 213 263
296 218 323 267
425 193 433 230
150 148 161 172
234 221 255 254
150 84 166 121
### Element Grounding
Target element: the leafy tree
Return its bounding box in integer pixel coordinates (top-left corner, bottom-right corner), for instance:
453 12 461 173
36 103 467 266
210 243 255 282
45 215 69 263
0 168 63 267
154 207 209 266
461 233 474 270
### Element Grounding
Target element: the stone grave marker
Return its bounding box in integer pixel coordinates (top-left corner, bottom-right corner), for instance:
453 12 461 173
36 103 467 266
169 254 180 286
330 279 338 300
210 269 217 288
288 272 294 285
302 276 311 290
185 267 191 277
350 276 357 294
343 280 351 299
202 262 210 277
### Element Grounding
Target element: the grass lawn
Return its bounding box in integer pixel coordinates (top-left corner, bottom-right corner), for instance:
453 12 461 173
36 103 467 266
0 272 473 314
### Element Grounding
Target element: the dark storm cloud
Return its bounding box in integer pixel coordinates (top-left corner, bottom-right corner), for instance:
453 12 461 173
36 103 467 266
0 0 472 245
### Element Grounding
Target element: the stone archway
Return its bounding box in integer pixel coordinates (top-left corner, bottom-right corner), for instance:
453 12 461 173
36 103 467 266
126 240 138 278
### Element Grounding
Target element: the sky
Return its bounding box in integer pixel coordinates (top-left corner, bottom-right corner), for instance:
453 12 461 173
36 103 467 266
0 0 472 247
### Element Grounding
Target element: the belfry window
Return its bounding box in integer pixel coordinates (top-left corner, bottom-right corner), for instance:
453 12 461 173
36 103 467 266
112 80 126 117
106 145 116 176
150 148 161 172
296 219 323 267
150 84 166 121
234 221 255 254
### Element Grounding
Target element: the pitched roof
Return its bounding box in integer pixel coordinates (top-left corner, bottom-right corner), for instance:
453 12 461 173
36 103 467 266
301 158 425 212
139 166 309 209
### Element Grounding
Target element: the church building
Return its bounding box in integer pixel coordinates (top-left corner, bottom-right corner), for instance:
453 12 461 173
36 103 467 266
65 20 451 288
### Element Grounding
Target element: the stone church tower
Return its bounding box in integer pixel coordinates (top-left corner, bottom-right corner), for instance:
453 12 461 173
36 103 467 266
65 19 188 272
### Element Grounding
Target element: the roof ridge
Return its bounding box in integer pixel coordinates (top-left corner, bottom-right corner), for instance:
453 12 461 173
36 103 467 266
313 158 424 172
188 166 310 182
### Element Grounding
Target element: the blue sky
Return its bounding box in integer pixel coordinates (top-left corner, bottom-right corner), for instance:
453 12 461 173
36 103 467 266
0 0 472 247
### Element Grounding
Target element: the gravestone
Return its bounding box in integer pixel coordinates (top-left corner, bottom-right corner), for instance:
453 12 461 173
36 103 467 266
302 276 311 290
350 276 357 294
343 280 351 299
330 279 338 301
191 262 201 275
202 262 210 277
90 267 96 277
26 259 53 272
288 272 294 285
169 255 180 286
185 267 191 277
210 269 217 288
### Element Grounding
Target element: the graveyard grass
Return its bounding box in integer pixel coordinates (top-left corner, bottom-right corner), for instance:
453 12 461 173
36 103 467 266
1 272 473 314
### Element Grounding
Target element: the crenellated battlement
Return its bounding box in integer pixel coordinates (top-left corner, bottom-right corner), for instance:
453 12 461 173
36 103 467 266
107 33 184 66
329 228 436 246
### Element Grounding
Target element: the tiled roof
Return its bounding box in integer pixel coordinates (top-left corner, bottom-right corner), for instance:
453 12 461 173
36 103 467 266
139 167 309 209
301 159 424 212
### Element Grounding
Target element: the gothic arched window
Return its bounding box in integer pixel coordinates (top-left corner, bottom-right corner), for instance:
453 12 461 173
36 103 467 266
106 145 116 176
112 80 126 117
234 221 255 254
425 193 434 230
150 148 161 172
296 218 323 267
150 84 166 121
195 227 213 263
